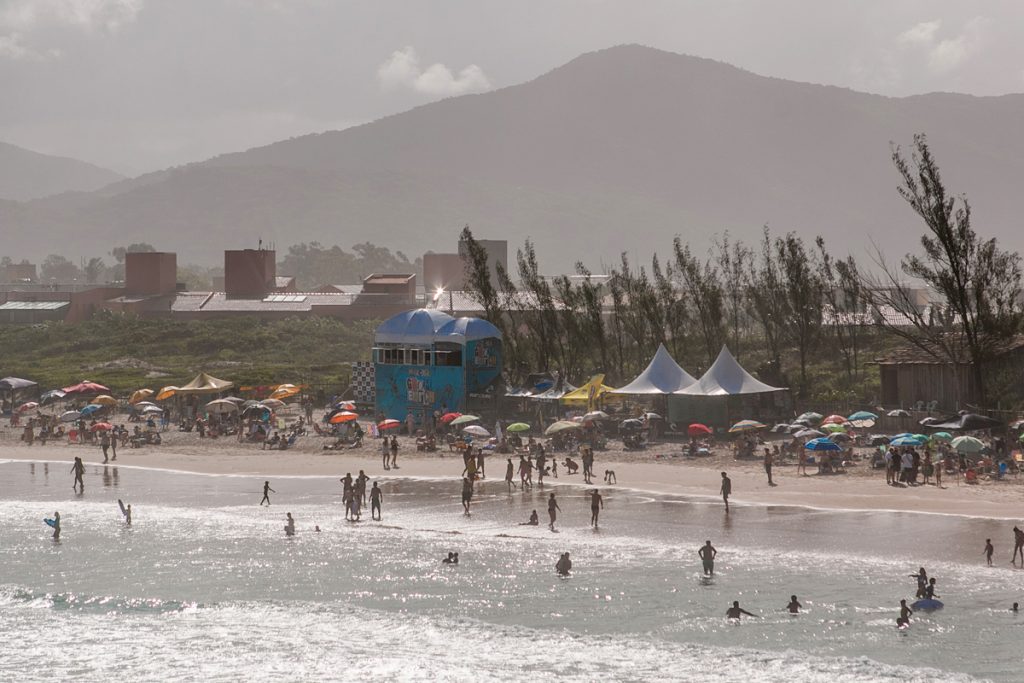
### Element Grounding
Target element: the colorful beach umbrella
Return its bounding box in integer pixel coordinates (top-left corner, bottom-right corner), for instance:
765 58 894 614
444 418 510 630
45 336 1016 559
688 423 712 437
334 401 356 411
930 432 953 442
952 436 985 453
80 404 103 416
270 384 301 400
129 389 154 404
545 420 580 436
821 423 847 433
378 419 402 430
463 425 491 438
329 411 359 424
450 414 480 426
729 420 767 433
506 422 531 433
805 437 841 451
90 422 114 432
890 436 923 447
93 395 117 407
62 381 110 395
821 414 848 425
439 412 462 424
848 411 878 422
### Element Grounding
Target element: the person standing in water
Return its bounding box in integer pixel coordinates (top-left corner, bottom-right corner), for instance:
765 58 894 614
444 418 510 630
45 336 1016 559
556 552 572 576
590 489 603 528
284 512 295 536
51 511 61 540
1012 527 1024 566
720 472 732 512
899 599 913 622
260 481 275 506
787 595 802 613
699 540 717 576
726 601 757 620
124 503 132 526
547 492 561 531
984 538 995 566
461 477 473 516
910 568 928 598
505 458 517 492
370 482 383 520
70 457 85 492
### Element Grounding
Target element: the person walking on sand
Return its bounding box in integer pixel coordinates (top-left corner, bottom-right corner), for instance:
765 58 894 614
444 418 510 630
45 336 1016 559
70 457 85 492
260 481 275 506
547 492 561 531
370 482 383 520
787 595 802 614
590 489 604 527
726 601 757 620
985 538 994 566
382 437 391 470
720 472 732 513
505 458 517 492
461 477 474 516
1013 527 1024 566
100 430 111 463
763 448 775 486
699 540 717 576
284 512 295 536
390 435 399 469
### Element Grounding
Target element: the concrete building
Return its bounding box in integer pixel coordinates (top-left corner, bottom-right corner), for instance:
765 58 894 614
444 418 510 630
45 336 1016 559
224 249 277 298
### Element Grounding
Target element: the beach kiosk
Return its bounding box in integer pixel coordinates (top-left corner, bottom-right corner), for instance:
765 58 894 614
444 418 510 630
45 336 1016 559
373 309 502 427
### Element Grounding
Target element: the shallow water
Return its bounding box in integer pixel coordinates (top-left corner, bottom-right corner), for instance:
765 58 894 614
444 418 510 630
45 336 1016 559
1 459 1019 682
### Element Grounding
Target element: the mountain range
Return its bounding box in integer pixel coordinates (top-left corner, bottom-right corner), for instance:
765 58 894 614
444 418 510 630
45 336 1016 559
0 142 123 202
2 44 1023 270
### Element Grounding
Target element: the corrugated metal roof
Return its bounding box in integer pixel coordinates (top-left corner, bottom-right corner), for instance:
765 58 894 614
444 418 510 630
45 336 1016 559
0 301 70 310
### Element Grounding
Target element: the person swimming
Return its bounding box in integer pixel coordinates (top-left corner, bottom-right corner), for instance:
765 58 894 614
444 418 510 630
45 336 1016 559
1012 602 1019 613
787 595 802 614
725 601 757 620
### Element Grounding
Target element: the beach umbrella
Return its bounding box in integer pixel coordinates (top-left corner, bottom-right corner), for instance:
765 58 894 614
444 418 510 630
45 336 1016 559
378 419 402 430
870 435 891 446
688 423 712 437
260 398 285 410
827 432 851 442
770 423 791 434
791 418 814 428
644 412 663 421
848 411 878 422
270 384 301 400
620 418 644 430
329 411 359 424
805 437 841 451
450 414 480 426
463 425 491 438
919 416 940 427
334 401 356 411
887 409 911 417
241 405 270 420
797 412 823 424
439 412 462 424
62 381 110 396
90 422 114 432
929 432 953 442
952 436 985 454
583 410 609 421
794 428 825 439
223 396 245 405
821 414 848 425
891 432 914 439
93 395 117 407
80 404 103 417
850 418 876 429
134 401 158 410
59 410 81 423
141 405 164 414
16 401 38 413
205 399 239 414
729 420 767 433
39 389 66 405
890 436 924 447
129 389 154 404
155 386 178 401
507 422 531 433
821 423 847 433
545 420 581 436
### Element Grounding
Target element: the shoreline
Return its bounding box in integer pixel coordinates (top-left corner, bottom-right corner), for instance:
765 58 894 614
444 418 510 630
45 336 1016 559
3 439 1022 521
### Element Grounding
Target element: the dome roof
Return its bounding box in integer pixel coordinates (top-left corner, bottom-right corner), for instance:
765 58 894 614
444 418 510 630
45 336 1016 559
375 309 455 344
435 317 502 342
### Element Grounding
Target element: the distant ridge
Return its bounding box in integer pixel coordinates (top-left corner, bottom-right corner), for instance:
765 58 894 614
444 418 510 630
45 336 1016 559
2 44 1023 267
0 141 123 201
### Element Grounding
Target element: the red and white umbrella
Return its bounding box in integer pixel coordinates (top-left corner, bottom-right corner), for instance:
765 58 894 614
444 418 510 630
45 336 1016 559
378 419 402 430
90 422 114 432
330 411 359 424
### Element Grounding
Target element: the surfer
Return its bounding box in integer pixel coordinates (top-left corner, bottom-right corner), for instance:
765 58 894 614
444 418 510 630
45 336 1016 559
461 477 473 515
70 457 85 492
720 472 731 512
260 481 275 506
519 510 539 526
556 552 572 576
899 599 913 622
548 492 561 531
284 512 295 536
123 502 132 526
787 595 802 614
725 601 757 620
590 489 603 527
505 458 517 491
699 540 717 576
1013 527 1024 565
51 511 61 540
370 482 383 520
985 538 994 566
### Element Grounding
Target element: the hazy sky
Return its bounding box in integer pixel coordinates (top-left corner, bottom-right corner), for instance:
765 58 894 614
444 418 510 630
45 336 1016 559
2 0 1022 174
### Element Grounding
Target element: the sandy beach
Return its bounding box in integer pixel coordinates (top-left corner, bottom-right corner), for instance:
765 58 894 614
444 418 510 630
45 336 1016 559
3 427 1021 519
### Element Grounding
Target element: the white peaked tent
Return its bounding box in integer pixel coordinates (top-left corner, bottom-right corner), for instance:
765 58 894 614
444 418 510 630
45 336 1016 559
675 346 785 396
613 344 697 394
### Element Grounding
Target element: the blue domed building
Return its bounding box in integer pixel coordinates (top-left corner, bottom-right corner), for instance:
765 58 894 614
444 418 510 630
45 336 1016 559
373 309 502 426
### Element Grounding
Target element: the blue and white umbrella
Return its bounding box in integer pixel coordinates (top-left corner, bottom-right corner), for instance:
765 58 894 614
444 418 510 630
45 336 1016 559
804 437 842 452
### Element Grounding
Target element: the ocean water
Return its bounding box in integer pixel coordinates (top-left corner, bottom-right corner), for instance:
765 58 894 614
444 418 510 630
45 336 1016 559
0 459 1019 682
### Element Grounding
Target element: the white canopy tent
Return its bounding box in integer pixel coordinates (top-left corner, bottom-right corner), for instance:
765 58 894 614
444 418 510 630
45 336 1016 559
612 343 696 395
675 346 785 396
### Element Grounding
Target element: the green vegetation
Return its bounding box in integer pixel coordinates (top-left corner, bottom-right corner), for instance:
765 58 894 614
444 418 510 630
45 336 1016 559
0 312 377 393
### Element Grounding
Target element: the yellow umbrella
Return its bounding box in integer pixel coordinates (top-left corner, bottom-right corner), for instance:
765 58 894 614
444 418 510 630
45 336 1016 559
156 386 178 401
93 395 118 407
129 389 154 404
270 384 301 400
